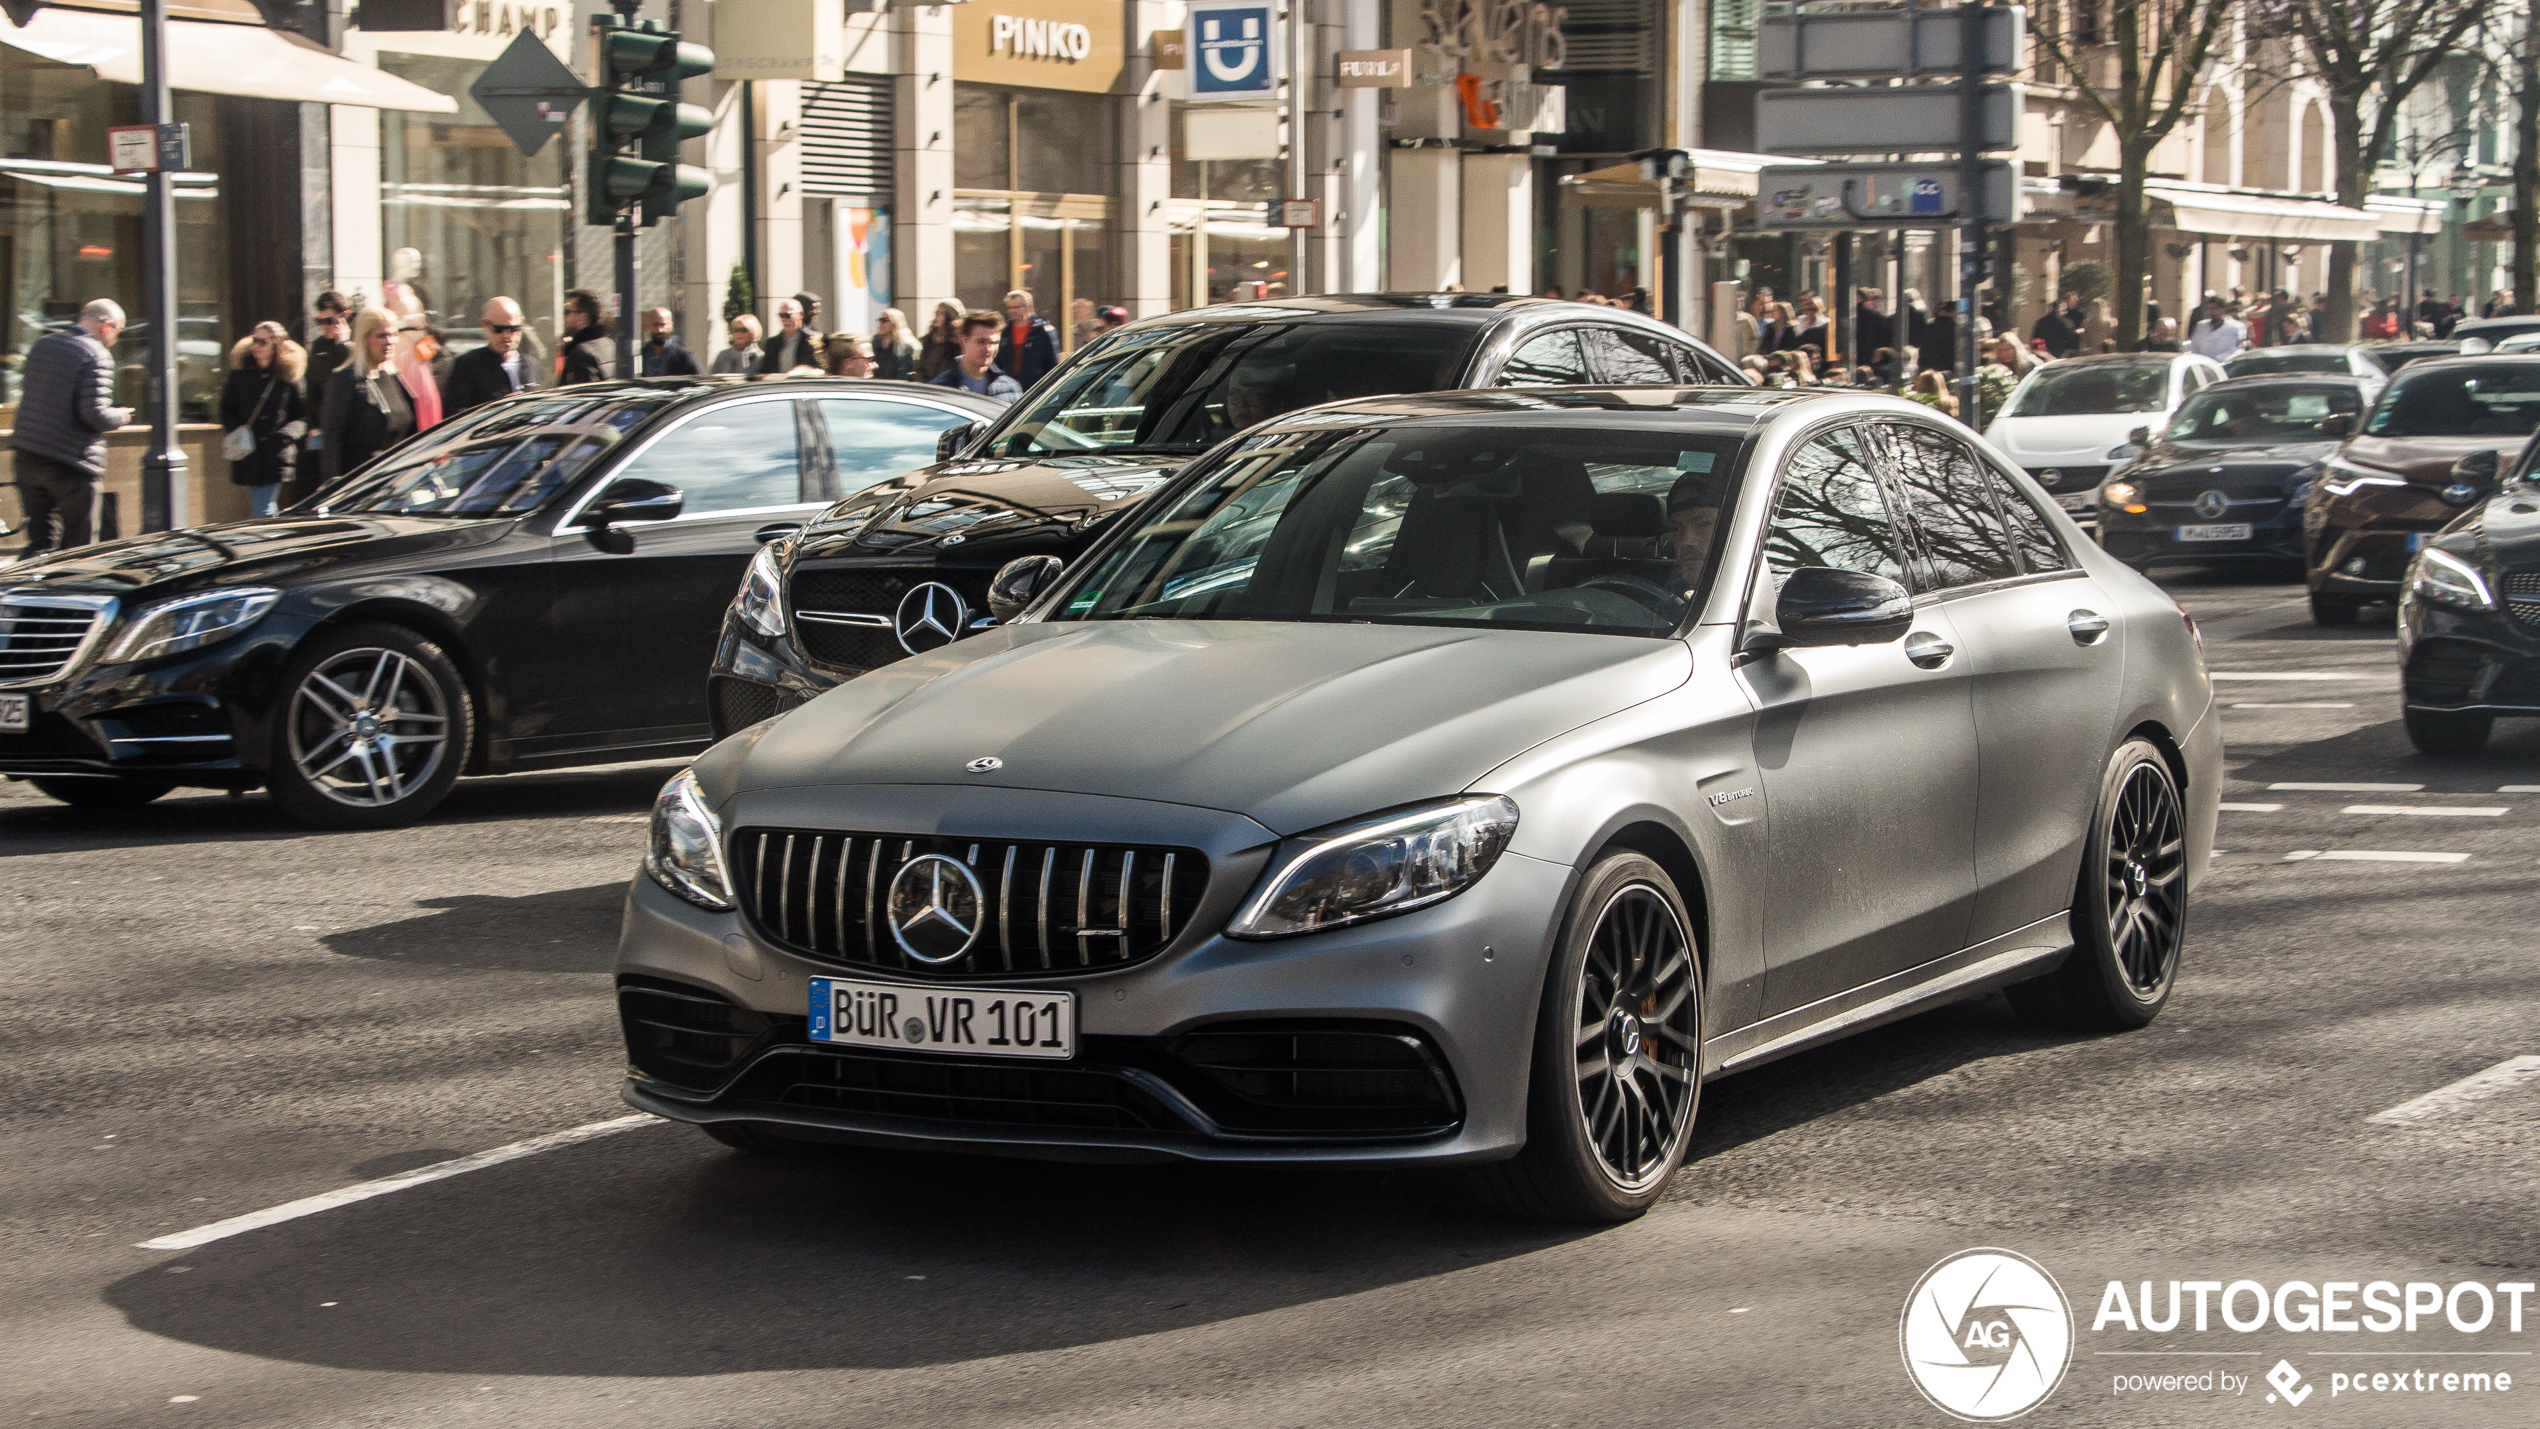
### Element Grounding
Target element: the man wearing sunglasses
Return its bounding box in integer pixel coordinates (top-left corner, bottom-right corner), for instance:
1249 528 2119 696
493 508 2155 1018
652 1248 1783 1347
442 296 541 419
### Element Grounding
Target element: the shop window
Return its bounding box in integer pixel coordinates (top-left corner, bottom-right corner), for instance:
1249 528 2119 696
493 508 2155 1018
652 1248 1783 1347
950 83 1117 323
377 51 569 375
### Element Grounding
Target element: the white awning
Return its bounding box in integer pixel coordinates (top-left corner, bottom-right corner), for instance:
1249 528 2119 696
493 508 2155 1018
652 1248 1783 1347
2365 196 2447 236
2 7 457 113
2144 182 2381 243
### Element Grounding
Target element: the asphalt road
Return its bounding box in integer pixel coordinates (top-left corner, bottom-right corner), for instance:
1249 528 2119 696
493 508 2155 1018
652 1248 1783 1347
6 569 2537 1427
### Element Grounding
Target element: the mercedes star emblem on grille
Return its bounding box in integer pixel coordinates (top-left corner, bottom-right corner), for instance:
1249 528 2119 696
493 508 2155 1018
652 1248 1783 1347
885 854 986 963
893 582 969 654
2193 489 2231 521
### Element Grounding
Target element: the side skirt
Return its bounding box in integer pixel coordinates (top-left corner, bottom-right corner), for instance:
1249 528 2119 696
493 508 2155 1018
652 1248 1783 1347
1701 911 2073 1079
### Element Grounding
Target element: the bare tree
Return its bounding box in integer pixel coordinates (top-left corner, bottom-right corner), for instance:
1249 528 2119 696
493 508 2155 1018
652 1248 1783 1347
2265 0 2498 340
2033 0 2240 345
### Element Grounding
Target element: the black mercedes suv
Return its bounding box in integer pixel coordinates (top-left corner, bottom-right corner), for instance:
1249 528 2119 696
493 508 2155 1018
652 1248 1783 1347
706 293 1745 733
0 377 1003 825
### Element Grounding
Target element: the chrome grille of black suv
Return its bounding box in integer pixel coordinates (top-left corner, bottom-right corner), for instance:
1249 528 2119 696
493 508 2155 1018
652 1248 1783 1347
0 596 109 683
2504 571 2540 627
788 567 992 673
733 829 1209 979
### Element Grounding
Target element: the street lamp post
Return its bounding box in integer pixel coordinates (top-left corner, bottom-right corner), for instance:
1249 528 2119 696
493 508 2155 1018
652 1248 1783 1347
138 0 186 531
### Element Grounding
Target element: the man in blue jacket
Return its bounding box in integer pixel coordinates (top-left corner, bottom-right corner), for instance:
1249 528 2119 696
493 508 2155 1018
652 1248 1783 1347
12 299 131 557
996 289 1060 389
931 310 1023 405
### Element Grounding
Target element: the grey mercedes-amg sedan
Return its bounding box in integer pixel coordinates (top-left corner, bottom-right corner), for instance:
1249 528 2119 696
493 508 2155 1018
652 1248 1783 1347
618 386 2221 1222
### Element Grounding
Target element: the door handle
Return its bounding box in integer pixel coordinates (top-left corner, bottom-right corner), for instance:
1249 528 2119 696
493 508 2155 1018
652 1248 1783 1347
1904 630 1955 669
754 523 802 545
2067 609 2112 645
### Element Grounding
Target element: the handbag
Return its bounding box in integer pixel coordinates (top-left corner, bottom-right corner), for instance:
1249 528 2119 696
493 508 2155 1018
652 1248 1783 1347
222 378 277 463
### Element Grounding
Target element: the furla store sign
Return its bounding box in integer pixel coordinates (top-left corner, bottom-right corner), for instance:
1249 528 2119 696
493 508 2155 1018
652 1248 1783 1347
955 0 1126 93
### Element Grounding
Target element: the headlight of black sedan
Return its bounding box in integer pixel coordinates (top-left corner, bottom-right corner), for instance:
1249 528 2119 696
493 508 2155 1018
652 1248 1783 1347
646 769 736 910
2406 549 2498 612
101 586 281 663
1228 795 1518 939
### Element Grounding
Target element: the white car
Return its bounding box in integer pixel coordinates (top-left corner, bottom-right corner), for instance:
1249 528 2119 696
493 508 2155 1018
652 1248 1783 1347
1984 351 2229 524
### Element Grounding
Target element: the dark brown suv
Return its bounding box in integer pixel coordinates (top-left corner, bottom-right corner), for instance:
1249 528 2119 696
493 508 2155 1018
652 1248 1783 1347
2302 355 2540 624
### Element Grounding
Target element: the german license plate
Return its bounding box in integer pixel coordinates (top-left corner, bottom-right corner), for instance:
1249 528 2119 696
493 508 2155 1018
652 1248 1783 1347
808 976 1076 1060
0 693 26 733
2406 532 2434 552
2175 523 2252 543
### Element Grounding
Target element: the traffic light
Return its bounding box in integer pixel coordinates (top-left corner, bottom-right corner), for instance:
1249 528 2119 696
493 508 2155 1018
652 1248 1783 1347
588 17 713 228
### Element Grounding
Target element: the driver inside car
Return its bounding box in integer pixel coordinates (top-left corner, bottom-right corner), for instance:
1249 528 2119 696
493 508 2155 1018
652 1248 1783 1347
1667 467 1727 597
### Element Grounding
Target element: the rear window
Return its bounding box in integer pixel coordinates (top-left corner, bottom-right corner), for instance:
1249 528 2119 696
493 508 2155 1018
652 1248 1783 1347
2224 350 2353 379
979 321 1480 459
2005 362 2173 417
2167 384 2364 442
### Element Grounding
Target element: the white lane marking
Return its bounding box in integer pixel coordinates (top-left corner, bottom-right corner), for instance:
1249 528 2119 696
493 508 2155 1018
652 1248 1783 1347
2210 671 2385 681
135 1115 660 1251
2232 701 2356 710
2269 782 2425 792
2502 786 2540 794
2218 802 2285 812
584 814 651 824
2343 804 2509 817
2368 1056 2540 1126
2280 849 2470 864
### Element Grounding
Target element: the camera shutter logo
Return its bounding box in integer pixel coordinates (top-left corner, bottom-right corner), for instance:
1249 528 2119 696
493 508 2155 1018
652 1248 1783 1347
1900 1249 2073 1421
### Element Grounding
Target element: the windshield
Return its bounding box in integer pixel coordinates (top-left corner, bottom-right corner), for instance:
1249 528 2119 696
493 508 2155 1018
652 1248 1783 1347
2365 363 2540 439
2225 349 2363 379
2005 362 2173 417
316 391 675 517
2166 384 2363 443
979 321 1481 458
1052 423 1746 637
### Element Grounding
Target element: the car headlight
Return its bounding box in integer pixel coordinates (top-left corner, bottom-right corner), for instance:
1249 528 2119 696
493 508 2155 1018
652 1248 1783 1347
735 543 786 639
645 769 735 910
1227 795 1518 939
2321 458 2405 497
2100 481 2146 513
101 587 281 663
2408 548 2498 612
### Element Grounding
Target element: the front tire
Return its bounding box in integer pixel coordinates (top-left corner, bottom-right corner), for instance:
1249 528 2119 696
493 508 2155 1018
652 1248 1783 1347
28 777 174 809
1475 853 1703 1223
2404 707 2491 756
265 623 473 830
2011 740 2185 1031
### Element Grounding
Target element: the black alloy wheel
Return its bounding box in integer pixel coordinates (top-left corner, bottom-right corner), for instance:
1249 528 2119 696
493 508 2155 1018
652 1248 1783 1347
1477 852 1703 1223
265 623 473 830
2011 739 2185 1030
28 777 175 809
2403 706 2492 756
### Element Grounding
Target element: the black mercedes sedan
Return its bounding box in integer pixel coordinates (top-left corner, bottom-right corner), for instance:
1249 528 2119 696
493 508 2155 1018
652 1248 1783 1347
705 294 1746 734
2094 376 2369 572
2396 431 2540 755
0 377 1003 825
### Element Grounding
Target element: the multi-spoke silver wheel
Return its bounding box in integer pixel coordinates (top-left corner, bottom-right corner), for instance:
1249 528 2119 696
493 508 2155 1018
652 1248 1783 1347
1570 883 1701 1192
284 646 452 811
2102 762 2185 998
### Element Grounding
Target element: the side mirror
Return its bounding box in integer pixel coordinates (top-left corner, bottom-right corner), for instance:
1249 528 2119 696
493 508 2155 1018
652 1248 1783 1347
2451 448 2501 485
580 477 684 527
1770 566 1914 648
2128 426 2151 448
936 420 983 463
986 554 1065 623
2316 413 2352 438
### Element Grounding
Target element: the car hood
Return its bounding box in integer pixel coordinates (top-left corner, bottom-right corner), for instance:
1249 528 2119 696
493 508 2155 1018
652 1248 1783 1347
2127 439 2335 487
1985 412 2163 462
738 619 1694 836
788 451 1189 566
0 514 511 598
2342 434 2528 484
2473 486 2540 558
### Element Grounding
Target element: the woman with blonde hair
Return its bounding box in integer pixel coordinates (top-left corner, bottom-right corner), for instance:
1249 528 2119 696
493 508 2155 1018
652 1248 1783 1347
1907 368 1962 420
713 312 764 375
872 307 919 380
220 321 309 516
319 306 417 484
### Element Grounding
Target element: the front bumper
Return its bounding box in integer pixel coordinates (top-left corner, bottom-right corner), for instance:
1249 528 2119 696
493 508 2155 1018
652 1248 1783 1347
2098 504 2302 567
0 628 298 787
2397 592 2540 717
614 790 1574 1165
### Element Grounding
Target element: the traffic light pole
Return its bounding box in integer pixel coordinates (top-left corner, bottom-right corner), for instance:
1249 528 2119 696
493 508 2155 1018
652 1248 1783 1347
139 0 186 531
616 213 638 378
